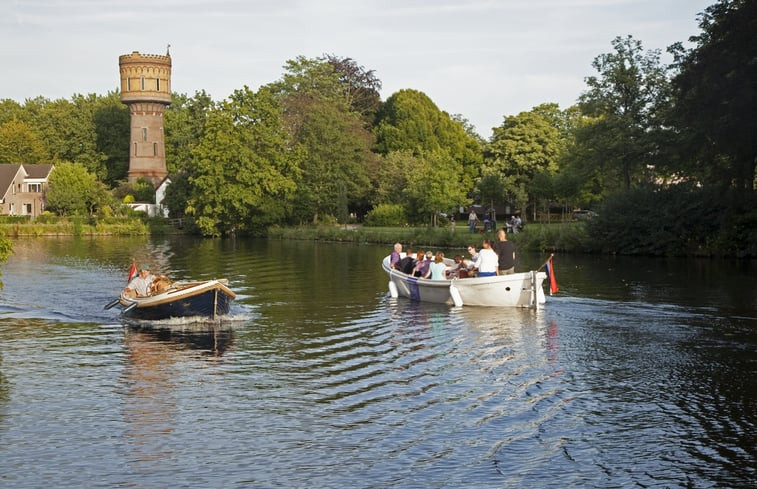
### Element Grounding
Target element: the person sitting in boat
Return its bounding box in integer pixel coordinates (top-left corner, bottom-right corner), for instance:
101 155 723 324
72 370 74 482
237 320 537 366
390 242 403 270
447 255 470 279
123 264 167 298
428 252 448 280
472 239 498 277
397 246 416 274
413 251 432 278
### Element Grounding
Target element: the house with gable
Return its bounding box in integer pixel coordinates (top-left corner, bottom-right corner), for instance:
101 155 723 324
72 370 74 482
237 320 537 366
0 163 55 218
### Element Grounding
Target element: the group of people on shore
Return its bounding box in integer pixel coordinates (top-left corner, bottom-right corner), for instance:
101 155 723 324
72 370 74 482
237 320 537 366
389 228 516 281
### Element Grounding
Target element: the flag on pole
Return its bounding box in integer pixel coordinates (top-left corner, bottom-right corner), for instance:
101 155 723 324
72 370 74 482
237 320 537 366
545 256 559 295
127 258 137 284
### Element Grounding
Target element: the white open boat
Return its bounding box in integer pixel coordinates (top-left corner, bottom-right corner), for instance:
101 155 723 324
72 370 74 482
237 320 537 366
382 255 546 308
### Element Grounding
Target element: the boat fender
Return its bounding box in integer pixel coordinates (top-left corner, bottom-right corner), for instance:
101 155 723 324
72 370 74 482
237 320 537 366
388 280 399 298
449 283 463 307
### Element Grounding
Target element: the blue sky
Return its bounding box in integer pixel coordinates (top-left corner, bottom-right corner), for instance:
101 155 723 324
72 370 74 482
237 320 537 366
1 0 713 137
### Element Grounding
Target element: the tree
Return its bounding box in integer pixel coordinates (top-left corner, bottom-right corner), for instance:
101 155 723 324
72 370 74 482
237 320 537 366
165 90 215 174
292 100 373 223
186 86 301 236
578 35 671 191
404 150 469 224
483 108 561 219
0 119 49 163
92 92 130 185
374 89 482 204
270 55 379 223
0 235 11 289
668 0 756 194
46 162 99 216
325 55 382 123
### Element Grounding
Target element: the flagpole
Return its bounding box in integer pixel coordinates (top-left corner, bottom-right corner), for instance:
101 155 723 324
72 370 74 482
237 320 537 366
536 253 555 272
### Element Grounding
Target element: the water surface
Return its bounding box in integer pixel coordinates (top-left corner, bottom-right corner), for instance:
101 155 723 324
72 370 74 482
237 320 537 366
1 237 755 488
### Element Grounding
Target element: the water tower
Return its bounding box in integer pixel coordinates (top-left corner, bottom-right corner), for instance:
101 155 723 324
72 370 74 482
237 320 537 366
119 50 172 186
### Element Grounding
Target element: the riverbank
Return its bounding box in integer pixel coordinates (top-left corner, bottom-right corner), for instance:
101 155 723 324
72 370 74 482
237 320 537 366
0 215 179 237
267 222 591 253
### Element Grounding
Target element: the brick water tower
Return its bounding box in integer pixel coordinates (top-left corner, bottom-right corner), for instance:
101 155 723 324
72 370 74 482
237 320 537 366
119 50 172 186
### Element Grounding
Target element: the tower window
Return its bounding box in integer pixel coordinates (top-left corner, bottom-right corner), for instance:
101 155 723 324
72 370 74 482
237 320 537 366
142 128 147 142
134 142 137 156
127 78 131 91
141 77 145 90
153 142 157 156
156 78 160 90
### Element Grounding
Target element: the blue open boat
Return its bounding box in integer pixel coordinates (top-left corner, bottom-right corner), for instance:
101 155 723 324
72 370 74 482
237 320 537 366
117 279 236 320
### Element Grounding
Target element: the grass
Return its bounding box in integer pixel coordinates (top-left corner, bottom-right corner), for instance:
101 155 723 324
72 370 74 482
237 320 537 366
268 221 593 253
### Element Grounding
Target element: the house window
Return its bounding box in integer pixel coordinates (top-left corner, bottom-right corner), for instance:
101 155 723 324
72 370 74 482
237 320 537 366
23 203 32 215
27 183 41 192
142 128 147 142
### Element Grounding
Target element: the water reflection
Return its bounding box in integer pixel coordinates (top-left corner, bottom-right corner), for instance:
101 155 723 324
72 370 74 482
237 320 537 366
120 324 234 470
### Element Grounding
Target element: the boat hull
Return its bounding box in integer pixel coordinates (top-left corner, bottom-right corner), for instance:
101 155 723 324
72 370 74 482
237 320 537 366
382 256 546 308
119 279 236 320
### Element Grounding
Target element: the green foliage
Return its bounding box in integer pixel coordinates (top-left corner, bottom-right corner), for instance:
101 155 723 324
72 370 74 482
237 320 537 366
132 178 155 203
0 119 49 163
576 35 670 191
0 235 11 287
92 92 130 185
47 162 99 216
668 0 756 194
483 108 562 214
364 203 407 227
186 85 301 236
164 90 215 174
585 184 755 256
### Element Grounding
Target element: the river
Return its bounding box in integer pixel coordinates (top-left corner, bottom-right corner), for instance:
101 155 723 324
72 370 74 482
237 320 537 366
0 236 755 488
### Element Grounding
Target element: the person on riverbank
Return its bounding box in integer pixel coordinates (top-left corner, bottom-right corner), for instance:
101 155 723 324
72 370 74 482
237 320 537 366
473 239 498 277
492 228 516 275
468 209 478 233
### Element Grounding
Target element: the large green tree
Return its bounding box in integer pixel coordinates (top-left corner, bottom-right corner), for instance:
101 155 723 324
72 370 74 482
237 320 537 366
186 86 301 236
577 35 671 191
47 162 109 216
0 119 49 163
373 89 482 214
165 90 215 174
668 0 756 194
483 108 561 219
270 55 378 223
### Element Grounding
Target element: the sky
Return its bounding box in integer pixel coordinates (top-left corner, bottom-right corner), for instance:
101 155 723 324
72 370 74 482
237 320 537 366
1 0 713 138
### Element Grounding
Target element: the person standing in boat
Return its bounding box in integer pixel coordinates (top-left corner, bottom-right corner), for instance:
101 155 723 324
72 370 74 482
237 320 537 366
473 239 498 277
492 228 516 275
123 264 163 298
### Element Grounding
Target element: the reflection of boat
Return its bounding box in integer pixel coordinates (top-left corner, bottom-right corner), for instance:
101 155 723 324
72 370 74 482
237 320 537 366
382 255 546 308
117 279 236 320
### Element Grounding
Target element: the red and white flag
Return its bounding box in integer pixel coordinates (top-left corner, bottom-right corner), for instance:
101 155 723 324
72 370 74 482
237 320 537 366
545 256 559 295
127 259 137 283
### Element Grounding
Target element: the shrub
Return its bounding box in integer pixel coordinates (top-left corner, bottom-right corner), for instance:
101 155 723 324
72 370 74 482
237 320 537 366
364 204 407 227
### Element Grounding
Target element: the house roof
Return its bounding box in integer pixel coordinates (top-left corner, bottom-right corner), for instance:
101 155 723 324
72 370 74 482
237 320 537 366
0 164 24 198
23 164 54 179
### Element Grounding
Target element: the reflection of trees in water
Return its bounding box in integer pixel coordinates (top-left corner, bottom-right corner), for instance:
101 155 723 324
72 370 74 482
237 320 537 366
120 326 234 466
